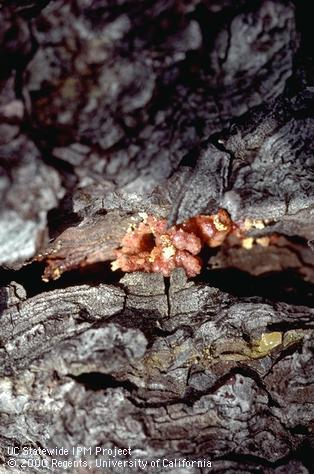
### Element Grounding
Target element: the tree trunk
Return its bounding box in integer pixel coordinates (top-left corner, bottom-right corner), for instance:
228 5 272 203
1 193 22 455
0 1 313 473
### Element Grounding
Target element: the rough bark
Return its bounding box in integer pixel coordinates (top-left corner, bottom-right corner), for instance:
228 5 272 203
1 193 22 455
0 0 313 473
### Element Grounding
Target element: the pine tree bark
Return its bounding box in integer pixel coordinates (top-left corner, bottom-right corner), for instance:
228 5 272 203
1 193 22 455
0 1 313 473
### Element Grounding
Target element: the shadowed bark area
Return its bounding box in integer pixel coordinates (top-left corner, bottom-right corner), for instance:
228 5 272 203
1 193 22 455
0 1 313 473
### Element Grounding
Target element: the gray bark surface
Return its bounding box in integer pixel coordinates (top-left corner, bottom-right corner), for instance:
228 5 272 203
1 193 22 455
0 1 313 473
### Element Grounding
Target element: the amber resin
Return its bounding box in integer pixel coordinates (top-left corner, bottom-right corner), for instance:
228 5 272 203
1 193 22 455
112 209 235 277
35 209 271 281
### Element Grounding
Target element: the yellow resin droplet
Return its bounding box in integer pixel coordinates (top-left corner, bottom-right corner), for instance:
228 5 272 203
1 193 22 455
252 219 265 229
52 268 61 280
256 236 270 247
243 218 265 230
242 237 254 249
254 332 282 354
213 215 228 231
111 261 120 271
162 245 176 259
